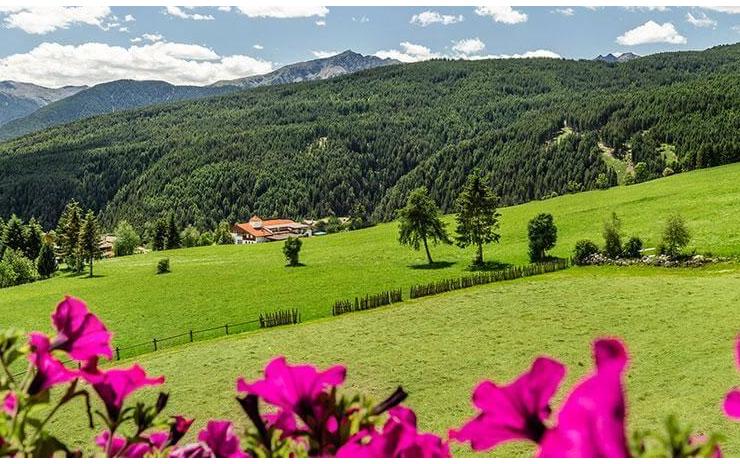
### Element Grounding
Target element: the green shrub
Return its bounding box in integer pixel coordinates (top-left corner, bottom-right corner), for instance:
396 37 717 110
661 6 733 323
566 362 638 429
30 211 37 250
623 236 643 259
1 248 38 286
180 225 201 248
663 167 675 177
199 231 214 246
573 240 599 265
156 258 170 274
0 261 17 288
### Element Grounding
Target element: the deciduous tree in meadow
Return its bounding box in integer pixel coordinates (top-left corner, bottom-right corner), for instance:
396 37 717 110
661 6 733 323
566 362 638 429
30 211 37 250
113 220 141 257
397 187 450 265
454 172 501 266
283 237 302 267
528 213 557 262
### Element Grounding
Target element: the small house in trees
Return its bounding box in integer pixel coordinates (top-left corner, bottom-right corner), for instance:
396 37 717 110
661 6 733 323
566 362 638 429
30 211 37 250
231 215 312 244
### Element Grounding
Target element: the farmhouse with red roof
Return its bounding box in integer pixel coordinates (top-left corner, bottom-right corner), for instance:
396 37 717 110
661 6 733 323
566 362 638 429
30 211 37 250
231 215 312 244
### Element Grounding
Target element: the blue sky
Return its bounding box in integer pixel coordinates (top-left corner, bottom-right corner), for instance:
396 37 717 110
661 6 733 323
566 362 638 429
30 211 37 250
0 5 738 87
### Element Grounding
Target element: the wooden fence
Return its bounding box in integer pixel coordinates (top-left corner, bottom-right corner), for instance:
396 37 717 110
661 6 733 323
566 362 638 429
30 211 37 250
409 259 570 299
331 289 403 316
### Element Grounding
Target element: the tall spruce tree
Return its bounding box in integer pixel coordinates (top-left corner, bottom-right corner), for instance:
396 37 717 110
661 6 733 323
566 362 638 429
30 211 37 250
37 242 57 278
57 200 83 272
2 215 25 253
78 210 101 277
24 217 44 260
397 187 450 265
153 219 167 251
165 214 180 249
454 172 501 266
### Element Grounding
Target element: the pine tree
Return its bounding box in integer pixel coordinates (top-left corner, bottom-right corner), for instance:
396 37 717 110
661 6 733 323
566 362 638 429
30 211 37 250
165 214 180 250
57 200 83 272
454 172 501 266
397 187 450 265
153 220 167 251
23 217 44 260
37 242 57 278
78 210 101 278
3 214 25 252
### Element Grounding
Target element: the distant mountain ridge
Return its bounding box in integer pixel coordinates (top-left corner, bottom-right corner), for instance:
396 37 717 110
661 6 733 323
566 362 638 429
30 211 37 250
595 52 641 63
0 81 86 126
210 50 400 88
0 50 399 141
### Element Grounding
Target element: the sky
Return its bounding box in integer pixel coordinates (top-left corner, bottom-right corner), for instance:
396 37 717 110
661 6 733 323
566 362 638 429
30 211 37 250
0 5 739 88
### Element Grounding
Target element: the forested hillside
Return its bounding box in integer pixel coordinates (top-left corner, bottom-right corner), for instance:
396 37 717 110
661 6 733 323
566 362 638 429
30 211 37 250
0 43 737 229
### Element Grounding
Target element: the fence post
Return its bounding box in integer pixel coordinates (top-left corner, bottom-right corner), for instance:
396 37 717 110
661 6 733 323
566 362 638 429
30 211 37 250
115 346 120 361
189 330 193 342
153 338 158 352
225 324 229 335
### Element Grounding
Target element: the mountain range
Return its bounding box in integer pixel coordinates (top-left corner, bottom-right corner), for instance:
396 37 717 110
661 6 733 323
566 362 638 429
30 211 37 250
594 52 641 63
0 81 86 126
0 50 398 141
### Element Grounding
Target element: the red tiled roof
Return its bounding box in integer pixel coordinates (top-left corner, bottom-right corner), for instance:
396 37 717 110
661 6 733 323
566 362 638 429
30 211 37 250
261 219 294 227
233 222 271 237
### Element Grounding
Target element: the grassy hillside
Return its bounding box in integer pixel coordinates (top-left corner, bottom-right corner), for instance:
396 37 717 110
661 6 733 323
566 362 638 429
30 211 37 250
0 44 738 228
1 163 738 350
50 264 740 456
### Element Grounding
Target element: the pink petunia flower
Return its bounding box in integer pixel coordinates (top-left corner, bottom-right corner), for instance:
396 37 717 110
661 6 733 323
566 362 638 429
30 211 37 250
168 415 195 446
337 406 450 458
538 338 630 458
724 337 740 419
449 356 566 450
27 333 77 395
81 360 164 421
236 357 346 415
95 430 170 458
50 296 112 361
2 392 17 417
170 420 247 458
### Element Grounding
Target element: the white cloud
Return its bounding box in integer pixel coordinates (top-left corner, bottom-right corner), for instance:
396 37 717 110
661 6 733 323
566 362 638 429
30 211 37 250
0 41 273 87
376 41 558 63
253 44 264 50
217 7 232 12
312 50 338 59
452 38 485 55
164 6 214 21
616 21 687 45
124 14 135 22
554 8 575 16
623 6 670 12
410 10 463 27
142 33 164 42
315 19 326 26
467 49 561 60
475 6 527 24
734 25 740 33
375 42 440 63
130 37 142 43
352 16 370 23
686 12 717 28
235 5 328 18
1 6 113 34
119 26 129 33
702 7 740 14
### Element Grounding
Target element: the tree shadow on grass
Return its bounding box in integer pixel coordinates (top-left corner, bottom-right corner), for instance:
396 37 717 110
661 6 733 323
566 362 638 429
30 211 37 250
408 261 456 270
466 260 511 272
285 263 307 268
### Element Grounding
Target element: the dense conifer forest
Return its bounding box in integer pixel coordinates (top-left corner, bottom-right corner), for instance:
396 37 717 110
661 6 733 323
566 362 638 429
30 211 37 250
0 43 737 229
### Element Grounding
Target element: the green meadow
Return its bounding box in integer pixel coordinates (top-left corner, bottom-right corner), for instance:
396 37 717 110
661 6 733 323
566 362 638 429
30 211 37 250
51 264 740 456
0 162 738 351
